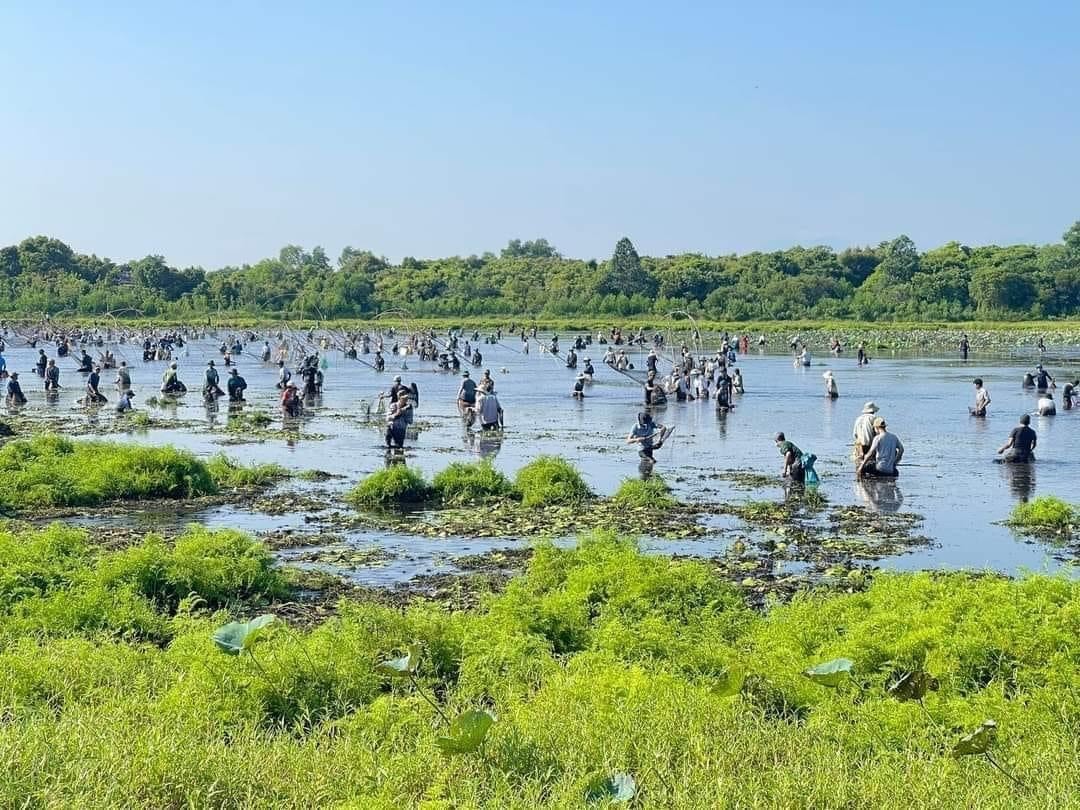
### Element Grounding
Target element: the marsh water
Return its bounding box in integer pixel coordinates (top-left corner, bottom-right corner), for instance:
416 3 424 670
6 331 1079 587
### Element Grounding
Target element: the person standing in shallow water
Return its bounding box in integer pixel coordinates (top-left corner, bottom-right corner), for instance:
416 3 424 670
774 432 805 484
970 378 990 417
857 418 904 479
852 402 879 463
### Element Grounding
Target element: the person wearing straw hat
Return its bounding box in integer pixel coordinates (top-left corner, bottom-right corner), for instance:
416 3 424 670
823 370 839 399
852 402 879 463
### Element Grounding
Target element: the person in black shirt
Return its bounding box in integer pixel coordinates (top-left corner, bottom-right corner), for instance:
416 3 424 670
1034 365 1054 391
227 368 247 402
997 414 1037 463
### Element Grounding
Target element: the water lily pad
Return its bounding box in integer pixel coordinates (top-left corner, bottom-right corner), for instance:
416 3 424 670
435 709 495 754
212 613 277 655
585 772 637 803
887 670 938 701
376 642 422 677
803 657 854 687
953 719 997 757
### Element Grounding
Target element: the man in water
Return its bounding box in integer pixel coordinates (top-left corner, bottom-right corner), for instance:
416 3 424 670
959 334 969 360
582 357 595 379
384 390 412 447
45 359 60 392
1035 364 1055 391
572 373 586 399
85 365 107 404
477 387 504 431
1063 379 1078 410
115 361 131 391
823 370 838 399
204 360 224 399
115 389 135 413
35 350 47 377
227 368 247 402
6 372 26 406
457 370 477 412
997 414 1037 462
970 378 991 417
774 432 805 483
1037 390 1056 416
857 418 904 478
852 402 879 463
627 412 670 461
281 380 303 416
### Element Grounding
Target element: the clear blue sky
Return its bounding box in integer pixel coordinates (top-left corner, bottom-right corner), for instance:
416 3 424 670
2 1 1077 268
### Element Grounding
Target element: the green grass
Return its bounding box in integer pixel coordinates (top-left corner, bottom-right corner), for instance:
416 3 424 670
346 465 433 509
432 461 515 505
1007 496 1077 532
0 435 284 512
514 456 593 507
612 475 676 508
0 531 1076 807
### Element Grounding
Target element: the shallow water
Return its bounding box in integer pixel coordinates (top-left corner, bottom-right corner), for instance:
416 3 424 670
4 329 1079 585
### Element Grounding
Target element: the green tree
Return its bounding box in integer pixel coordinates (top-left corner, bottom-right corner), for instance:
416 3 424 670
877 235 920 282
598 237 655 297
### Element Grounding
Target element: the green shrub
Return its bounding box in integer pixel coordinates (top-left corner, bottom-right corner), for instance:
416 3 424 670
0 435 215 510
206 455 287 489
432 461 514 505
612 475 676 507
346 466 432 509
513 456 592 507
1008 496 1076 531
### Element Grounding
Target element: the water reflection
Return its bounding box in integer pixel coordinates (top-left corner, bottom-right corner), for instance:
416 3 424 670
854 479 904 513
1000 462 1036 502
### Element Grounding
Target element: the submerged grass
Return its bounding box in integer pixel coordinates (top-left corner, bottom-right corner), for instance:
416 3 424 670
0 530 1076 807
0 435 285 512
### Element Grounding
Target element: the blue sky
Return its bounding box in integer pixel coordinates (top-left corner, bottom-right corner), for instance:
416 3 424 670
2 1 1077 268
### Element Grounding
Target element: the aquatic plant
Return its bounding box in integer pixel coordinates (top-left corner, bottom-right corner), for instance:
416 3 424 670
346 465 432 509
0 434 215 510
205 454 288 489
612 475 676 508
0 531 1072 806
431 460 514 505
514 456 593 507
1007 496 1076 533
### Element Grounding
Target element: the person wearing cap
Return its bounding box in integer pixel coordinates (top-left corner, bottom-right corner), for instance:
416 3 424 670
115 388 135 413
565 348 578 369
970 378 991 417
204 360 224 399
227 368 247 403
627 412 669 461
997 414 1037 463
281 380 303 416
457 370 478 414
389 375 406 401
477 386 504 431
857 418 904 479
1037 389 1056 416
572 373 586 399
44 358 60 392
385 390 413 447
479 369 494 394
774 432 805 483
582 357 595 379
852 402 879 463
6 372 26 406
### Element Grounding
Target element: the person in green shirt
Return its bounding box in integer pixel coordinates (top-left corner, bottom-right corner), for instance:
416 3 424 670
774 432 805 483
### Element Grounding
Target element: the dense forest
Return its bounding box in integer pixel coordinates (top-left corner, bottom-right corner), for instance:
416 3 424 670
2 223 1079 321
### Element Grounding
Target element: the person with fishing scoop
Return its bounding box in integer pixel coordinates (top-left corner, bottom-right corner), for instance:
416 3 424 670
774 432 819 485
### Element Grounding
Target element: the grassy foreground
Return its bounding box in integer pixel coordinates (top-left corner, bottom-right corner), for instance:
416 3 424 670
0 528 1076 808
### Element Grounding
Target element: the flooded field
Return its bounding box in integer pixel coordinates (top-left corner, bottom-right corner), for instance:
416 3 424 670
5 331 1079 592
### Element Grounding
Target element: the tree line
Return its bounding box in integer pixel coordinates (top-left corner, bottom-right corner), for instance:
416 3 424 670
2 224 1079 321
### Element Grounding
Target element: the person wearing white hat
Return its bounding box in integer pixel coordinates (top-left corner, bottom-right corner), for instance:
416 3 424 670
823 370 839 399
572 373 587 399
852 402 880 463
